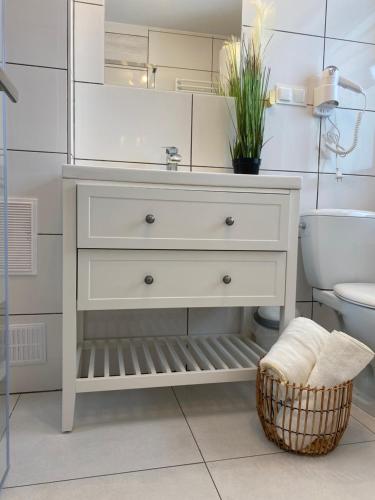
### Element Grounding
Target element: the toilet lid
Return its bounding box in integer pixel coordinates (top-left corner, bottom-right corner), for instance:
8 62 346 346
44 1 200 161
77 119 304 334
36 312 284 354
334 283 375 309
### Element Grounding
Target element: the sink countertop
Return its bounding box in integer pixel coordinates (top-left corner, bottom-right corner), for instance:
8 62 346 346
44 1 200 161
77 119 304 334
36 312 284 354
62 164 302 190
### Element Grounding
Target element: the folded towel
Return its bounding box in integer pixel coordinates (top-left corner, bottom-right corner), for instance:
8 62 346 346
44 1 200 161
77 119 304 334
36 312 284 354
260 317 330 385
307 330 375 388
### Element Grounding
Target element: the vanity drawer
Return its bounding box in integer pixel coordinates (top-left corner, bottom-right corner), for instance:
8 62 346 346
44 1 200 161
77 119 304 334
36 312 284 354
77 250 286 310
77 184 290 250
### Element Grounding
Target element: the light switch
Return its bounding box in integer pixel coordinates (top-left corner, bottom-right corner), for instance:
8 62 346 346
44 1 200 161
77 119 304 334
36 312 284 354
277 86 292 102
274 84 307 107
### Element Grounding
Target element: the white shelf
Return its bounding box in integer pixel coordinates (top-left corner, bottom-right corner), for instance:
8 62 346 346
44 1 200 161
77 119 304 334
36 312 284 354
76 335 266 393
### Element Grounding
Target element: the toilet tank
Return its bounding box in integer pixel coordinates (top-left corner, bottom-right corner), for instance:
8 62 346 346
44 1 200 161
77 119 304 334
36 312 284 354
300 209 375 289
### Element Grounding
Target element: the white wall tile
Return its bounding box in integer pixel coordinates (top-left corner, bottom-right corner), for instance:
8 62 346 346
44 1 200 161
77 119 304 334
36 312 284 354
192 166 233 174
149 31 213 71
319 109 375 176
105 32 148 65
242 0 326 37
318 173 375 211
261 171 318 213
265 31 324 106
10 314 62 393
154 67 212 92
326 0 375 44
297 240 312 301
75 84 192 163
192 94 235 168
212 38 226 73
243 28 324 105
9 235 62 315
104 67 148 88
325 38 375 111
85 309 187 338
6 65 67 153
312 301 342 331
105 21 148 37
296 301 313 319
189 308 242 336
262 105 319 172
74 1 104 83
5 0 67 68
8 151 65 234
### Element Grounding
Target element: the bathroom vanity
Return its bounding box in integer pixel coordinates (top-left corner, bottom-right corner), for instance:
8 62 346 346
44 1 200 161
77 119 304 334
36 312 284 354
62 166 301 431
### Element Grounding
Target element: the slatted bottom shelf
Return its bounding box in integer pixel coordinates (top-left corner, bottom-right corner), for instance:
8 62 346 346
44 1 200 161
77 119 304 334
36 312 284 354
76 335 266 392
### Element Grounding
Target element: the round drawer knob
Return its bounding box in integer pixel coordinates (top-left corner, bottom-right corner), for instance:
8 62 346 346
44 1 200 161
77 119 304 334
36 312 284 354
144 275 154 285
225 216 235 226
145 214 155 224
222 275 232 285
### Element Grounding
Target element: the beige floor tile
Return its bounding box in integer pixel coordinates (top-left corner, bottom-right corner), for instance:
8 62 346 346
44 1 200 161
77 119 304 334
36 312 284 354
6 389 201 487
208 441 375 500
2 464 219 500
174 382 278 461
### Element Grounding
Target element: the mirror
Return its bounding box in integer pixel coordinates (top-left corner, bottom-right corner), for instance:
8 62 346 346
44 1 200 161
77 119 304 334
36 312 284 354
104 0 242 93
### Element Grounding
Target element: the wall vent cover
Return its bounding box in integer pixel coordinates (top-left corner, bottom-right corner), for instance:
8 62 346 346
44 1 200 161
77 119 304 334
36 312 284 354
7 198 37 275
9 323 46 365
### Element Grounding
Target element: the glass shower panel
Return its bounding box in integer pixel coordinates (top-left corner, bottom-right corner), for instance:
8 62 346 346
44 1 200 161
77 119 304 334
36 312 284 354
0 0 10 487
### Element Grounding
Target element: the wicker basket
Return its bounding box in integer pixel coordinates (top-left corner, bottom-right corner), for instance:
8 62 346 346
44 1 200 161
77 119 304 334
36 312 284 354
256 367 353 456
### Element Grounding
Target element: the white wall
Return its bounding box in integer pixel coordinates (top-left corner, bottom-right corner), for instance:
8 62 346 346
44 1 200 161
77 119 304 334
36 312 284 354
242 0 375 327
7 0 375 391
5 0 67 392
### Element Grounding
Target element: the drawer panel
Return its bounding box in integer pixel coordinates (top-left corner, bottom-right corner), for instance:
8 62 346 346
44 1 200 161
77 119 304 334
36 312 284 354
77 250 286 310
77 184 290 250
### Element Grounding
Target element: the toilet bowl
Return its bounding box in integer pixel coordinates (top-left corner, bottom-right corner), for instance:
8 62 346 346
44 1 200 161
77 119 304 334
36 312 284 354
300 209 375 408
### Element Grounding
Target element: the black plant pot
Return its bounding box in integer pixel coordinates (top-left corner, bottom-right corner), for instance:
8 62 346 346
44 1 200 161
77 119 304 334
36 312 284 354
232 157 261 175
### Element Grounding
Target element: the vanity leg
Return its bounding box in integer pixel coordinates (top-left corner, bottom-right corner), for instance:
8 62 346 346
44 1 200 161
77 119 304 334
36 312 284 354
62 179 77 432
62 384 76 433
280 189 300 333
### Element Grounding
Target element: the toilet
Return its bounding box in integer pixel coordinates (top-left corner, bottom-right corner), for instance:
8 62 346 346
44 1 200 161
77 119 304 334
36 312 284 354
300 209 375 408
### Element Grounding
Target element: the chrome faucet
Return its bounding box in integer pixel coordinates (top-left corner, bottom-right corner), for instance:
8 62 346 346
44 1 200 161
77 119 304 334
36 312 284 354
166 147 182 171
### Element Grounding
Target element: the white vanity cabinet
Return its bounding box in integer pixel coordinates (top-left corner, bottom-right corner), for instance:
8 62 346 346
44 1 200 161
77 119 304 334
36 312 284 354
62 166 301 431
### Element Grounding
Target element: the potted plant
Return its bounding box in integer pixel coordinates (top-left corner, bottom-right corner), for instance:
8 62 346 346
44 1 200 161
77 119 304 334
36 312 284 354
220 2 272 175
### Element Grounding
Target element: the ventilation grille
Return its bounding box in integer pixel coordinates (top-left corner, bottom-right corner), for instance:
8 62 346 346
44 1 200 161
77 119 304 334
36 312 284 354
175 78 218 94
7 198 37 275
9 323 46 365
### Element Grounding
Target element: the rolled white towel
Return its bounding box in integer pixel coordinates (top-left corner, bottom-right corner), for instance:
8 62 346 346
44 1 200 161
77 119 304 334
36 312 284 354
276 331 374 451
260 317 330 385
276 394 338 451
307 330 375 388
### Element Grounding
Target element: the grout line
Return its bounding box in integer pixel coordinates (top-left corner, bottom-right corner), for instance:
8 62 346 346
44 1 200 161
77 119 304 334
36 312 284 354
325 35 375 47
242 24 325 40
9 394 21 419
206 450 285 465
9 313 62 317
190 94 194 170
2 461 205 491
351 414 375 436
6 61 67 71
171 388 223 500
10 389 61 396
105 31 148 39
74 1 103 6
7 149 68 155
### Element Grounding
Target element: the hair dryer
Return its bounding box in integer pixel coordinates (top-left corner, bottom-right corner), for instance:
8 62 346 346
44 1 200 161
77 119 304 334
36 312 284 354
314 66 366 158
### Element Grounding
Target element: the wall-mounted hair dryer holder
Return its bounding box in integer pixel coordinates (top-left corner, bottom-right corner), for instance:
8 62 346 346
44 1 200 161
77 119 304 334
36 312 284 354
313 65 366 159
313 65 364 117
